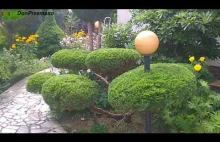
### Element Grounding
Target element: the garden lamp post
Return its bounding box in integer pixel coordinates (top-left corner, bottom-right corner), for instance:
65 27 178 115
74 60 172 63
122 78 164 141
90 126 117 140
95 21 99 29
134 30 159 133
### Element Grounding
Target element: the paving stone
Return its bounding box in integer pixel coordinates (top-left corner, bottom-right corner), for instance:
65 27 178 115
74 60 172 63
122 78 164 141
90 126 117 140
17 126 29 133
4 121 10 124
0 105 6 109
5 126 19 130
16 119 23 123
8 109 19 114
4 115 13 119
20 114 28 119
16 122 26 126
36 121 45 125
1 128 16 133
14 105 23 110
1 124 7 127
41 121 59 128
0 117 7 123
30 125 41 129
11 121 18 125
15 94 26 98
13 116 21 120
4 113 14 116
30 129 47 133
0 68 66 134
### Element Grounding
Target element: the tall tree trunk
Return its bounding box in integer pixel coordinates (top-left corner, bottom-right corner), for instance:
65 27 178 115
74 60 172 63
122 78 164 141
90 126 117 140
87 21 93 51
97 20 102 49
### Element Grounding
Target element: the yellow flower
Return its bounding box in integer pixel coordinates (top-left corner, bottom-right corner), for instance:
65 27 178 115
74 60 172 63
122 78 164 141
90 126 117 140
194 64 202 72
189 56 195 62
28 36 35 41
16 39 20 42
18 37 22 39
26 39 31 43
12 44 16 49
35 34 39 38
35 41 38 44
199 57 205 62
22 36 27 40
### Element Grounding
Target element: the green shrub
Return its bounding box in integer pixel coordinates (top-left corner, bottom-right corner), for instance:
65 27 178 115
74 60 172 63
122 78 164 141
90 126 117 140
36 9 65 57
51 49 90 72
108 63 197 112
0 26 8 50
41 74 99 112
179 63 216 82
157 80 220 133
102 22 136 48
26 72 56 93
85 48 141 78
197 111 220 133
0 59 11 84
132 9 220 60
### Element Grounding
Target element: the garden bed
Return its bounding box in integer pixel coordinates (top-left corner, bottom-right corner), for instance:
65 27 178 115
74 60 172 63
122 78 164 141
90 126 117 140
55 110 160 133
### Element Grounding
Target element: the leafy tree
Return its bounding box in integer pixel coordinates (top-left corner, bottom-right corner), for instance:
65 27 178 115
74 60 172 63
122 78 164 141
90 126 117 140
131 9 220 61
36 9 65 57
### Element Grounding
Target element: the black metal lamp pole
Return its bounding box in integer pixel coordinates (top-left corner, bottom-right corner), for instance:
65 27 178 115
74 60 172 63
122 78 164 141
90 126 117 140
144 54 151 133
144 55 150 72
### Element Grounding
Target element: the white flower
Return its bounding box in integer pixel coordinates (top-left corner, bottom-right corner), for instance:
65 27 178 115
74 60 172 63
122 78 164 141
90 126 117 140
87 69 91 73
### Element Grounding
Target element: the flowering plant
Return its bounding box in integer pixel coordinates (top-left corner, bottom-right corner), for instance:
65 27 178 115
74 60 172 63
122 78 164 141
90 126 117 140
11 34 39 61
60 29 97 50
189 55 206 79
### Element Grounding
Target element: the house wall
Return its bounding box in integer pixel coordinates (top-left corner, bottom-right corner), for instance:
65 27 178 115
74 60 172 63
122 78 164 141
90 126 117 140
117 9 132 24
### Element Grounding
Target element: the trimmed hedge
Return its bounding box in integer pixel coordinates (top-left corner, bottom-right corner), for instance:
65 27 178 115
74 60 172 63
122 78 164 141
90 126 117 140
41 74 99 112
26 72 56 93
51 49 90 72
85 48 141 78
108 63 197 112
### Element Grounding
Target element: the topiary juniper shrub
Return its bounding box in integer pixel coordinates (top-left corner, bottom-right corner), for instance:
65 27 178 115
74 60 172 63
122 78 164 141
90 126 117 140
85 48 142 79
41 74 100 113
26 72 56 93
51 49 90 73
108 63 197 113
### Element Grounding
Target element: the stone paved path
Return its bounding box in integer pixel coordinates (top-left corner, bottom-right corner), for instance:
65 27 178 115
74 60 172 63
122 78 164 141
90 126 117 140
0 68 66 133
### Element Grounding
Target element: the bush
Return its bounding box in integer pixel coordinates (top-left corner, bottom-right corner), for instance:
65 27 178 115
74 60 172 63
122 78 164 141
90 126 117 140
41 74 99 112
108 63 197 112
132 9 220 61
102 22 137 48
85 48 142 78
179 63 216 82
0 59 11 84
26 72 56 93
158 80 220 133
51 49 90 72
36 9 65 57
0 26 8 50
